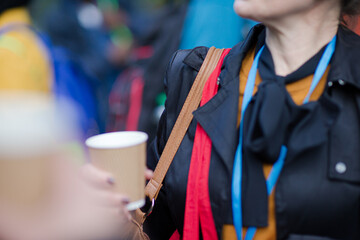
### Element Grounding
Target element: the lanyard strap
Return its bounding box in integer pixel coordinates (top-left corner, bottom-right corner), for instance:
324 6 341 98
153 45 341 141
232 36 337 240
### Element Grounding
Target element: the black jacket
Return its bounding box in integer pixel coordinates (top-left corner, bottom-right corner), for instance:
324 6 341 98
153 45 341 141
145 25 360 240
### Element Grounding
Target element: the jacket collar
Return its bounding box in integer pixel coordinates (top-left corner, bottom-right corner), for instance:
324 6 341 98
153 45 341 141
219 24 265 86
182 24 265 82
183 46 209 72
329 25 360 89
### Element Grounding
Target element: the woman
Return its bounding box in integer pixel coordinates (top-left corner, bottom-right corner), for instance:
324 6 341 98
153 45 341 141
142 0 360 239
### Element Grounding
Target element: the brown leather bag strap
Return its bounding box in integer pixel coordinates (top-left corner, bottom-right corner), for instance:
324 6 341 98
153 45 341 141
145 47 225 201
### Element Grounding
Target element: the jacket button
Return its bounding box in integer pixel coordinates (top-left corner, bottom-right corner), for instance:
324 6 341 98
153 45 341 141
338 79 345 85
217 77 221 85
328 81 333 87
335 162 347 174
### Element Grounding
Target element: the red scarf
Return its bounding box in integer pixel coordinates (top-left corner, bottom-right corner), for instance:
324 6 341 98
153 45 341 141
182 49 231 240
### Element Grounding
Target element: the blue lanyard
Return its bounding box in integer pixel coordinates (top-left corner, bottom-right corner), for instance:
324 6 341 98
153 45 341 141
231 36 337 240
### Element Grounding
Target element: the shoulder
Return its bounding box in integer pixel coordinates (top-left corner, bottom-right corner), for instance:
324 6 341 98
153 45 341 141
330 26 360 89
147 46 210 167
166 46 210 82
164 46 209 108
155 46 209 143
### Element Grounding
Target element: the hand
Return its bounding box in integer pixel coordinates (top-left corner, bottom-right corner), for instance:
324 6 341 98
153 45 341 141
48 162 130 240
48 162 154 240
0 160 154 240
145 168 154 181
0 161 130 240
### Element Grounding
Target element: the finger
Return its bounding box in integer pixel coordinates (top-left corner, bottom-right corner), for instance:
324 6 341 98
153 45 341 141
97 204 130 223
90 202 131 229
86 188 130 208
74 206 129 239
145 169 154 180
120 205 132 222
80 164 115 189
106 206 131 232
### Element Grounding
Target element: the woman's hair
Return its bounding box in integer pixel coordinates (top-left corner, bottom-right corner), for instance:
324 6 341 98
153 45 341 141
0 0 32 14
342 0 360 15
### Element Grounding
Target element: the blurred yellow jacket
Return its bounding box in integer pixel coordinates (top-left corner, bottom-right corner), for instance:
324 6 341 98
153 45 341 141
0 7 52 92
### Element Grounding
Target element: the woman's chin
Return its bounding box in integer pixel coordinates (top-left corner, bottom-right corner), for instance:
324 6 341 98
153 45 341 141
233 1 260 21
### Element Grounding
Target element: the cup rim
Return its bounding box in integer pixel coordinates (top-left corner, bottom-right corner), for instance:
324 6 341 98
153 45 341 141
85 131 148 149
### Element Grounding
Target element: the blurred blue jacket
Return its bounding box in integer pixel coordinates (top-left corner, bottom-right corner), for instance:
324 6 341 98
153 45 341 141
180 0 256 49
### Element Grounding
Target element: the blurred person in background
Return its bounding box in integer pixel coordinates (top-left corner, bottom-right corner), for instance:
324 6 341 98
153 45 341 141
0 0 101 138
0 1 140 239
107 0 188 142
108 0 257 143
39 0 130 135
0 0 51 92
136 0 188 141
180 0 256 49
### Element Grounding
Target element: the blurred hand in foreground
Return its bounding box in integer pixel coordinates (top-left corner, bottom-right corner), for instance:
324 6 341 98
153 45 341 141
0 160 152 240
48 161 131 240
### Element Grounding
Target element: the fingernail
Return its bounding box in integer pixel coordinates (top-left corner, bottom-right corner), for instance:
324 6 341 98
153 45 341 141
107 177 115 185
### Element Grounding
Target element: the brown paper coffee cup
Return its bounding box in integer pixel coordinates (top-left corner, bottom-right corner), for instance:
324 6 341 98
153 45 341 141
86 131 148 210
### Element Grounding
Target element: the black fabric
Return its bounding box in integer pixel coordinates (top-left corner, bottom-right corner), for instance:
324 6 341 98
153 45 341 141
287 234 340 240
145 24 360 240
241 34 336 227
242 80 340 227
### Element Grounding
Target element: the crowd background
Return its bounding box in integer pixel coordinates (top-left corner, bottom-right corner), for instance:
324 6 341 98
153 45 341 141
23 0 360 142
0 1 256 238
25 0 257 142
1 1 360 239
1 0 360 142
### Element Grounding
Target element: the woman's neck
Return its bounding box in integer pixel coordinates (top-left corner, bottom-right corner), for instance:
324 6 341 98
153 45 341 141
265 2 340 76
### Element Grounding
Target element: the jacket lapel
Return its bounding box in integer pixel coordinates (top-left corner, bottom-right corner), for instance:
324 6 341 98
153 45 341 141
193 76 239 174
